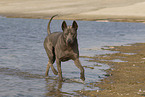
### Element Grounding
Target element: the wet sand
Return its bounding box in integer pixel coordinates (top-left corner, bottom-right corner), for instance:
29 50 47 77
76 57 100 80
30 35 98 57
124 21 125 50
1 0 145 22
79 43 145 96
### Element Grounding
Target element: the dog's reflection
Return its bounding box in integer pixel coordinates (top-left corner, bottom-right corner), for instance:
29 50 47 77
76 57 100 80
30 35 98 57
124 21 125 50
45 78 63 96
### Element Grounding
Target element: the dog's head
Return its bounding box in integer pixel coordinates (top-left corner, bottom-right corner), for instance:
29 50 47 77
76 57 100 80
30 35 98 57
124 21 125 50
62 21 78 46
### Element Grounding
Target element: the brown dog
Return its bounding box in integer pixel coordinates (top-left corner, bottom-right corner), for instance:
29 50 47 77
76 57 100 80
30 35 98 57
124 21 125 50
44 15 85 81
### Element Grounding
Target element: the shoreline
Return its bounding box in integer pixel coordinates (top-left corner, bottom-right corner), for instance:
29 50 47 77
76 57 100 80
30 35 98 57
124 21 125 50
1 14 145 24
1 13 145 23
79 43 145 96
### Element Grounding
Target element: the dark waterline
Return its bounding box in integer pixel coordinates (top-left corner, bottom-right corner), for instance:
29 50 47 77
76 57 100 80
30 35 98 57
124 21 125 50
0 17 145 96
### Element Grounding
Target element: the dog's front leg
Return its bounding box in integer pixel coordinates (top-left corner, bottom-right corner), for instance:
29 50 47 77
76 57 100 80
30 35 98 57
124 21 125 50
74 58 85 81
56 58 63 81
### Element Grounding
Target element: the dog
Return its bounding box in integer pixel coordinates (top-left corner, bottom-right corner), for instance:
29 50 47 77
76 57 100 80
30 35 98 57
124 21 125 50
44 15 85 81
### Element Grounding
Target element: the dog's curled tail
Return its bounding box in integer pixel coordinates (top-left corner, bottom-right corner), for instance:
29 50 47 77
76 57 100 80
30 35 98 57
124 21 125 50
47 14 58 34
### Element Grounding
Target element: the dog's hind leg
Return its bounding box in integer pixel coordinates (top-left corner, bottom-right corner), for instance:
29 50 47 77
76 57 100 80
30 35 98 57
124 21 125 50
45 60 58 76
45 55 58 76
44 42 58 76
45 61 51 76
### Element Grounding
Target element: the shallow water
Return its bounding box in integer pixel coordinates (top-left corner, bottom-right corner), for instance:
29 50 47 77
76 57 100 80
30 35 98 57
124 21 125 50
1 17 145 96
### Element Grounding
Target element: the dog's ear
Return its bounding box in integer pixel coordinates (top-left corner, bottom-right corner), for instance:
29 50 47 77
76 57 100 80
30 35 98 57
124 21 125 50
72 21 78 30
62 21 67 31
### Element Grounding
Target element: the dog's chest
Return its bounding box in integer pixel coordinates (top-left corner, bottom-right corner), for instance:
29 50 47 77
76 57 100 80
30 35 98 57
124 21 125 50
60 55 71 62
59 50 77 62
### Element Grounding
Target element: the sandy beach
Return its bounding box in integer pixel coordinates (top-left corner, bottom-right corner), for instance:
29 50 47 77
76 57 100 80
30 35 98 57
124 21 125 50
80 43 145 96
1 0 145 21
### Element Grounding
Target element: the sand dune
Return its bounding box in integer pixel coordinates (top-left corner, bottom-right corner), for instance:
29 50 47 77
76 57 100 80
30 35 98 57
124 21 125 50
0 0 145 20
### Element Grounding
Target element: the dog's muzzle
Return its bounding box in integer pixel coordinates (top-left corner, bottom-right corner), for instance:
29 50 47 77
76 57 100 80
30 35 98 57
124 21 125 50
67 39 71 44
66 39 73 45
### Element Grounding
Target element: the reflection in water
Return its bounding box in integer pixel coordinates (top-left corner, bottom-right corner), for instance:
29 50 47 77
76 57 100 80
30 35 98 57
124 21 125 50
45 78 63 97
44 78 86 96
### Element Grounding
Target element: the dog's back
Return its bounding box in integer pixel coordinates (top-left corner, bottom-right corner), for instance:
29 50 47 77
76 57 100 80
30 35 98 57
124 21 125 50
44 32 62 47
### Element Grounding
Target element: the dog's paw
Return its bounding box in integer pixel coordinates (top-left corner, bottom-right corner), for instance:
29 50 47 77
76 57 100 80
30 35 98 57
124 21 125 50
58 77 65 82
80 76 85 81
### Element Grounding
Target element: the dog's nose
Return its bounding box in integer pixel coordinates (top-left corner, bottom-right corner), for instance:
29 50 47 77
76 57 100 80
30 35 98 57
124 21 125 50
67 39 71 43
